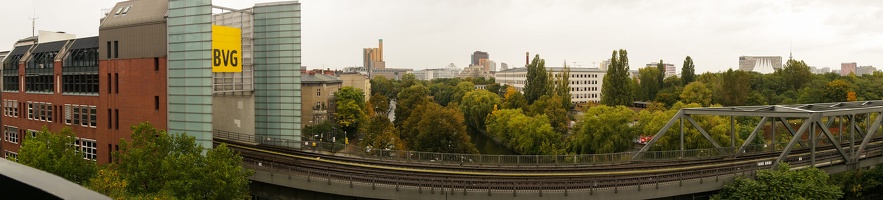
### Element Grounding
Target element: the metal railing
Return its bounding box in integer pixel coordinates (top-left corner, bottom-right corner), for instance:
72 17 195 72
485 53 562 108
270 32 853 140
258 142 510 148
213 130 782 166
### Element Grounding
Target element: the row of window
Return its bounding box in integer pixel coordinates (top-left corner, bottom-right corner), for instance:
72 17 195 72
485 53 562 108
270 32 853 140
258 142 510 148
24 75 54 93
27 102 54 122
574 93 599 99
66 104 97 128
497 73 602 79
571 87 599 92
3 100 18 117
4 126 18 144
5 150 17 162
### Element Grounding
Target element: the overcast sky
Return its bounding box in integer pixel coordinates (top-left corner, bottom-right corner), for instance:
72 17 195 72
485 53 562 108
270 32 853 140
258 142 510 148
2 0 881 73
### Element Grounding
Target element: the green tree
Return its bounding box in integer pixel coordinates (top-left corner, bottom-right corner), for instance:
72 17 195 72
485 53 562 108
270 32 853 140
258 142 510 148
116 122 253 199
460 89 502 135
368 93 390 116
637 66 662 101
601 49 634 106
451 81 476 104
502 86 529 111
404 103 478 153
528 94 569 135
524 54 549 104
821 79 851 103
776 59 813 92
567 105 636 154
832 163 883 199
681 56 696 85
360 114 405 151
334 99 365 136
554 64 572 110
18 127 97 184
335 86 367 106
714 163 842 200
399 73 419 89
681 81 712 106
485 82 504 98
656 59 666 89
394 84 431 128
718 69 751 106
486 109 560 155
370 76 399 101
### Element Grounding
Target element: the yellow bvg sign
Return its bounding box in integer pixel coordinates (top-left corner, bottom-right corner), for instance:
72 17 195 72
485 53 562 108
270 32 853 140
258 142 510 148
212 25 242 72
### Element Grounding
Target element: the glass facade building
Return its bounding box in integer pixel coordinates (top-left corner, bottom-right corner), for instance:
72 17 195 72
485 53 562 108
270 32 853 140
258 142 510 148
253 2 302 147
168 0 214 148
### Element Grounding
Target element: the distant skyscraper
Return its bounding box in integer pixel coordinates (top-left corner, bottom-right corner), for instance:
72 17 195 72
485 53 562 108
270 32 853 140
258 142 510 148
471 51 488 66
363 39 385 78
500 62 509 71
600 59 610 71
646 62 676 78
739 56 783 74
857 65 875 76
841 62 857 76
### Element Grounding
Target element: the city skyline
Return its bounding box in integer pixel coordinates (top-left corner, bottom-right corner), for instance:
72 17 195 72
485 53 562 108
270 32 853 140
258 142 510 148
1 0 881 73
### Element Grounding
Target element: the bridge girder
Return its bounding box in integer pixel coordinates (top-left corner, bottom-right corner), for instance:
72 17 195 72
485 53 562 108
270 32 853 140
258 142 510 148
634 100 883 169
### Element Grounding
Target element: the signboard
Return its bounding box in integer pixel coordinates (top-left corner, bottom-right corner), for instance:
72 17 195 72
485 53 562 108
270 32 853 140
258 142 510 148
212 25 242 72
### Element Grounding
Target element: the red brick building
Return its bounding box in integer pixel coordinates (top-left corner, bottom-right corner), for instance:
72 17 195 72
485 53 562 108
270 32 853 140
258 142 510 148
1 1 169 164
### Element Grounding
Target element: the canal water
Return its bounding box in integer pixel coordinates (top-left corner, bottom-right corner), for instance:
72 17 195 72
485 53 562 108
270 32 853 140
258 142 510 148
468 131 517 155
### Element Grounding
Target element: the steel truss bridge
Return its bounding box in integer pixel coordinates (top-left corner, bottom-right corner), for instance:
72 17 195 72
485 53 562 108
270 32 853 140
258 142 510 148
216 100 883 200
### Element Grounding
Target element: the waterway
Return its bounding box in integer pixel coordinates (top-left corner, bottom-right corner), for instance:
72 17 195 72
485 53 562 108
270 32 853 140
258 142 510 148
468 130 517 155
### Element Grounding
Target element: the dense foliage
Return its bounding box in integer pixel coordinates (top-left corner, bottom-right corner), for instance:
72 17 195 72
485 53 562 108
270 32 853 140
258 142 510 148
18 127 97 184
714 163 842 200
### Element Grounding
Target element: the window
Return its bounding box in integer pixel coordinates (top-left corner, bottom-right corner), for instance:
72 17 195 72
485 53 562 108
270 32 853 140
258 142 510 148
65 104 72 124
107 74 111 94
114 73 119 94
154 96 159 111
63 47 99 95
25 75 54 93
317 88 321 96
4 126 19 144
27 102 33 119
76 138 98 161
106 41 111 59
5 151 17 162
113 41 119 58
107 109 111 130
73 105 80 125
3 53 23 91
154 57 159 71
80 105 89 127
3 100 18 117
27 129 37 138
90 106 97 127
62 74 100 94
115 109 119 130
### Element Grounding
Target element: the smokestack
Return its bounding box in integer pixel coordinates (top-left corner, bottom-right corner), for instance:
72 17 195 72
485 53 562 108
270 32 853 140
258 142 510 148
525 52 529 67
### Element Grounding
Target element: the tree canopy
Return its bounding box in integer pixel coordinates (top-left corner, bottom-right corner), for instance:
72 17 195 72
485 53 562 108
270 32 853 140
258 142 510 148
18 127 97 185
601 49 634 106
714 163 842 200
567 105 637 154
114 122 253 199
681 56 696 85
524 54 549 104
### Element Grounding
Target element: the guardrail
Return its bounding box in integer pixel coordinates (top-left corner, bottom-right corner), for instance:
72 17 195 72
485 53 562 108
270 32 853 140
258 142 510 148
212 130 779 166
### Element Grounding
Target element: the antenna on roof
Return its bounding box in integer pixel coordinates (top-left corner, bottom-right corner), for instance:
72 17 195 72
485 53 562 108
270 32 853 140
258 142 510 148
789 41 793 60
29 8 38 37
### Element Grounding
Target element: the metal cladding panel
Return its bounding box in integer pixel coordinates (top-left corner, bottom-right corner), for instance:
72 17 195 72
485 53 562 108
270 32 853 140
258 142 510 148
167 0 213 149
253 1 301 146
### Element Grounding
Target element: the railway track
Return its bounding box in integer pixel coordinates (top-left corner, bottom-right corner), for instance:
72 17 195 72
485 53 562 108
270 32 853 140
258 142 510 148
215 137 883 190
